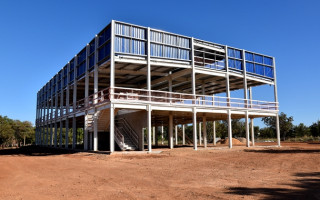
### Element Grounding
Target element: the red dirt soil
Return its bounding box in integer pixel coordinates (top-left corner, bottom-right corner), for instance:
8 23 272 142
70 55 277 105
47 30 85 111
0 142 319 200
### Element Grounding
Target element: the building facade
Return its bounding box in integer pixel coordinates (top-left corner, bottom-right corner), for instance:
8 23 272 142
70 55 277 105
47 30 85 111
35 20 280 152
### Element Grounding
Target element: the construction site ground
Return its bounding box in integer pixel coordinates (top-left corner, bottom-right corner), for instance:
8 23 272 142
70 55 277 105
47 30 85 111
0 142 319 199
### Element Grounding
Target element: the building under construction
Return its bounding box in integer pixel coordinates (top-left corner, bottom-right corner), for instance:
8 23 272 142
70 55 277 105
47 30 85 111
35 20 280 152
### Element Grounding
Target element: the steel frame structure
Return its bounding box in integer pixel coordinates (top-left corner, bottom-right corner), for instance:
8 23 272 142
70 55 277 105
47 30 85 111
35 20 280 152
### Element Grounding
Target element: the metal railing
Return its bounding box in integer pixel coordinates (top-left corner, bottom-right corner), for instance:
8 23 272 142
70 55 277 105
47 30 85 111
117 118 139 146
112 87 278 110
38 86 278 124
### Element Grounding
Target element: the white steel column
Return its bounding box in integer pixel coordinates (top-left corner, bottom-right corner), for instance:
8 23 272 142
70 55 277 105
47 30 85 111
242 50 248 103
245 111 250 147
175 125 178 145
54 76 58 147
182 124 185 145
110 104 115 152
192 108 197 150
227 109 232 148
152 126 155 145
225 46 231 106
273 57 281 147
169 114 173 149
213 121 216 145
147 105 152 152
161 126 164 145
203 116 207 148
110 20 115 152
72 57 77 149
199 122 202 145
84 44 89 151
250 118 255 146
93 64 98 152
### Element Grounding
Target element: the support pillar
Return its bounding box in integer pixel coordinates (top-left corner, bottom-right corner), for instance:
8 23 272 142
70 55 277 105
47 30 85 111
110 104 115 152
192 108 197 150
152 126 155 145
147 105 152 152
199 122 202 145
84 114 88 151
169 114 173 149
175 125 178 145
245 111 250 147
203 116 207 148
276 114 281 147
227 109 232 148
213 121 216 146
182 124 185 145
161 126 164 145
93 112 98 151
250 118 255 146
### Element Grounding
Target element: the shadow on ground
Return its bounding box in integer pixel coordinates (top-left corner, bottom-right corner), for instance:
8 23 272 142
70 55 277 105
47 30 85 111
227 172 320 199
0 145 78 156
244 149 320 154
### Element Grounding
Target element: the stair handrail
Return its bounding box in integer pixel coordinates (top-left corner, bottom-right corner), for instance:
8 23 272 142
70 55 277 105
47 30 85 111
119 118 139 146
114 126 125 147
177 128 193 144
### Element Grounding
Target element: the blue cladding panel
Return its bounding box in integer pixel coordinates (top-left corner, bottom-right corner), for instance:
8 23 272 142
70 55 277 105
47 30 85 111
217 59 225 69
89 41 95 54
99 28 111 46
246 62 254 73
77 62 86 77
234 50 242 59
69 71 74 82
255 64 264 76
254 54 263 64
131 39 145 55
264 57 273 66
78 50 86 64
179 49 190 60
89 54 95 69
235 60 242 70
98 42 111 61
265 66 274 78
228 58 235 68
63 76 67 87
151 44 162 57
245 52 253 61
228 49 235 58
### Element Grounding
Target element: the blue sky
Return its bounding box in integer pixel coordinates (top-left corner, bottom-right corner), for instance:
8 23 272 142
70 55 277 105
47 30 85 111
0 0 319 127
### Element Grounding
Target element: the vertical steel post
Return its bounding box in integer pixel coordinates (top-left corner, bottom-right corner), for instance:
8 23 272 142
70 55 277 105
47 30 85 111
203 116 207 148
228 109 232 148
193 108 197 150
110 20 115 153
169 114 173 149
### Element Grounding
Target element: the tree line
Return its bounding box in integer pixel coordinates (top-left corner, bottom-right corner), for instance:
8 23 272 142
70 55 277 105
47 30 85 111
0 115 34 148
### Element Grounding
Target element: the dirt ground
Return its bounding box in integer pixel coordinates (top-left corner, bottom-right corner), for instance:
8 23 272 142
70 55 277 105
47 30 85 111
0 142 319 200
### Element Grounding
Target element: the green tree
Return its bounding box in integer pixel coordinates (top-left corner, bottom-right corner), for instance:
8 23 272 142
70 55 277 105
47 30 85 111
0 115 15 147
309 120 320 137
293 123 310 137
262 112 294 140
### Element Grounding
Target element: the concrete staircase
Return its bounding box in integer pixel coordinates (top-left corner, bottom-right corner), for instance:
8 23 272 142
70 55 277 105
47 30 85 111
87 109 113 132
115 117 139 151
